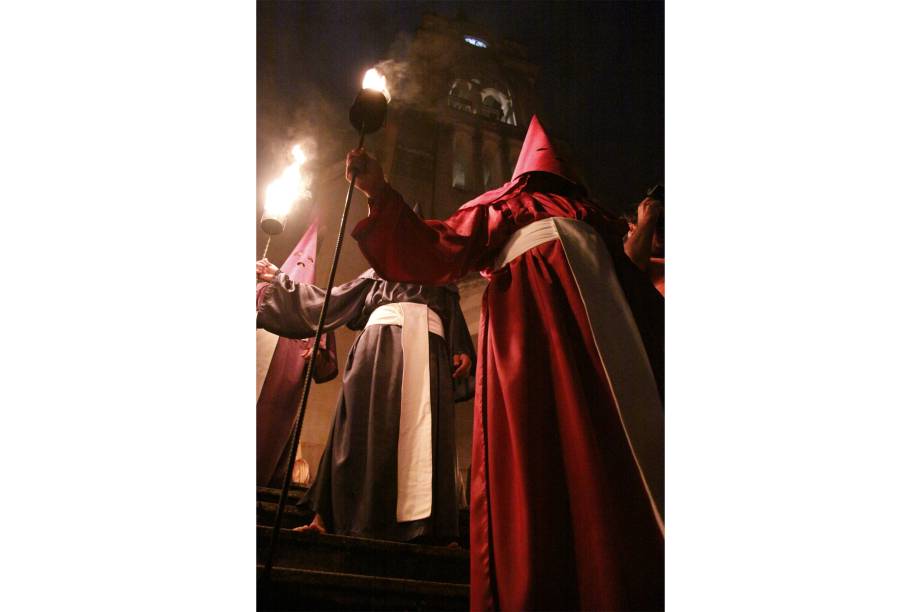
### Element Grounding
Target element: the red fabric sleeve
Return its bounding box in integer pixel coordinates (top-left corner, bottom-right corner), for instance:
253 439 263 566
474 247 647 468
352 183 509 285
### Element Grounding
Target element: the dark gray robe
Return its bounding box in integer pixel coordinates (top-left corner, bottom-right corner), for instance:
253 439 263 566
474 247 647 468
256 269 475 542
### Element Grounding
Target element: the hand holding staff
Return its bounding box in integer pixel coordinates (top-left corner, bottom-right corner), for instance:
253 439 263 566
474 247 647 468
346 147 386 199
257 258 279 283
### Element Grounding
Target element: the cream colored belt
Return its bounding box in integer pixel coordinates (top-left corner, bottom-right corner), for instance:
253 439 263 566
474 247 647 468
366 303 444 338
365 302 444 523
491 217 665 535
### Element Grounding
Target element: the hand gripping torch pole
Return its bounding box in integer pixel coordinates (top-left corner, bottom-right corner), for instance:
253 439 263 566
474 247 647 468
261 82 389 584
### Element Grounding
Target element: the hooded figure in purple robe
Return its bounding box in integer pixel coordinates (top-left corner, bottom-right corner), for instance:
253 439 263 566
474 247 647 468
256 213 475 542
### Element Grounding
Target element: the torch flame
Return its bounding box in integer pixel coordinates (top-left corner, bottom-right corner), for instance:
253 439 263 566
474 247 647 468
264 144 311 217
362 68 391 102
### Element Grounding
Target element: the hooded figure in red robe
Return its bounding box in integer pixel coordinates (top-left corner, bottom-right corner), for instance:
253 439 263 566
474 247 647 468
347 116 664 611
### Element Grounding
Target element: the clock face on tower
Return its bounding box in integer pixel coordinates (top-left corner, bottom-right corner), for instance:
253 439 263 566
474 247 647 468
464 35 488 48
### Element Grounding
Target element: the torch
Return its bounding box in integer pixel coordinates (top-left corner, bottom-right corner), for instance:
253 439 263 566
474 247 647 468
261 145 310 260
262 68 389 583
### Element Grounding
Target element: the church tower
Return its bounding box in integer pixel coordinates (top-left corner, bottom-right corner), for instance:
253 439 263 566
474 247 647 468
376 13 542 220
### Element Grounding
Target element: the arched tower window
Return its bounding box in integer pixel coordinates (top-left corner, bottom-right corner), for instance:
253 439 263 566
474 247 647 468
447 79 517 126
480 87 517 126
481 95 503 122
449 79 476 114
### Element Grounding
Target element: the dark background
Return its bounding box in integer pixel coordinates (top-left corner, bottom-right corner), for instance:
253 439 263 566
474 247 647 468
257 0 663 214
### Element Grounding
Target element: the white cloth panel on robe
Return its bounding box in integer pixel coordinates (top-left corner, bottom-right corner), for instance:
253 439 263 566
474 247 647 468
365 303 445 522
492 217 665 535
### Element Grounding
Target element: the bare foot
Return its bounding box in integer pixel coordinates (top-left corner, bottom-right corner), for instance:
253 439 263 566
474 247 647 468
292 514 327 534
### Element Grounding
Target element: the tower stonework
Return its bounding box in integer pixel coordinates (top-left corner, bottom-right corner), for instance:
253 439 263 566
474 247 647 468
378 13 542 221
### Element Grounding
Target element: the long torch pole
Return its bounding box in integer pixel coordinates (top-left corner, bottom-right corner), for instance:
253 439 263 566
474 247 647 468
262 125 366 582
261 236 272 260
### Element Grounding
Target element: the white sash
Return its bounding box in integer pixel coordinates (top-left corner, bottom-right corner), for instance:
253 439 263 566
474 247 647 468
366 303 445 523
493 217 665 534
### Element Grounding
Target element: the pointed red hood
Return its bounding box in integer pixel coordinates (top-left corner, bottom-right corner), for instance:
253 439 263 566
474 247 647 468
511 115 577 183
456 115 582 212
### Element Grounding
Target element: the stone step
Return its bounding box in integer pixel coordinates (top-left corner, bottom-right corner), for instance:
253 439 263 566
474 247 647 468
257 500 313 530
256 565 468 611
257 485 309 506
257 495 470 549
256 526 469 585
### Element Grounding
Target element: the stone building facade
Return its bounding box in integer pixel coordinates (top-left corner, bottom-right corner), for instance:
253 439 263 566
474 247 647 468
375 14 540 221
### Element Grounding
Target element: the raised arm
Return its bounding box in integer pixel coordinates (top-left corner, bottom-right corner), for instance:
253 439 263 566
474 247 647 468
346 148 504 285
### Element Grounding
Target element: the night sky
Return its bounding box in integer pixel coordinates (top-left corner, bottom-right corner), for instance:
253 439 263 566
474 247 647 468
258 0 663 215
